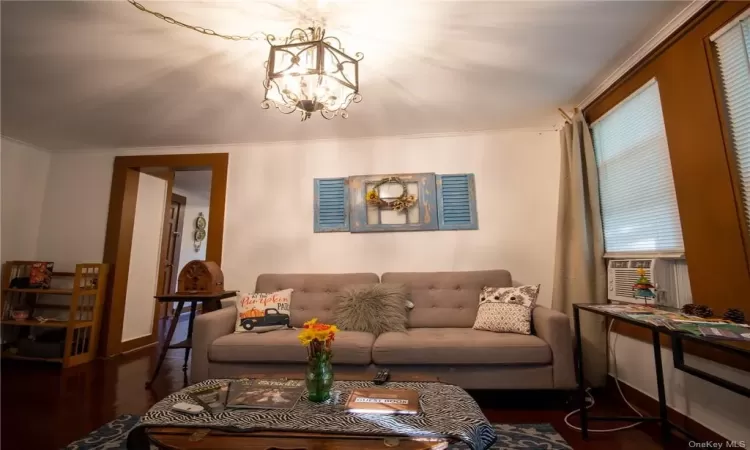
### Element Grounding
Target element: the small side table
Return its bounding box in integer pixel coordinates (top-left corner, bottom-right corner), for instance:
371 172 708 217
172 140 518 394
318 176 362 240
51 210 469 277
146 290 237 387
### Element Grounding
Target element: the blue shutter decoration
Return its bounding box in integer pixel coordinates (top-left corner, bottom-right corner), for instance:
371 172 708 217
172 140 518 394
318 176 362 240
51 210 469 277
437 174 478 230
314 178 349 232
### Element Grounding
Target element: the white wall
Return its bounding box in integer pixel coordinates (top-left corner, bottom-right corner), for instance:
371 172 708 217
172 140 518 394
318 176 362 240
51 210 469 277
121 172 167 343
35 129 561 306
0 137 51 263
610 334 750 442
35 151 113 270
172 187 210 279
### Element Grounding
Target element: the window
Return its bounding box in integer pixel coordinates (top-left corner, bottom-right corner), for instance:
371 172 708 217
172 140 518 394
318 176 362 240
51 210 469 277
713 14 750 233
591 79 684 255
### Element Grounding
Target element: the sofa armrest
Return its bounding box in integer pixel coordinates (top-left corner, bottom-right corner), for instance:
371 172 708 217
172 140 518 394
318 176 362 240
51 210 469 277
533 306 576 389
191 305 236 383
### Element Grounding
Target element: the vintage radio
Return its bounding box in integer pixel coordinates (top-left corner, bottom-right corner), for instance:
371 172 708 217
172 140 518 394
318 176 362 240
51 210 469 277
177 261 224 294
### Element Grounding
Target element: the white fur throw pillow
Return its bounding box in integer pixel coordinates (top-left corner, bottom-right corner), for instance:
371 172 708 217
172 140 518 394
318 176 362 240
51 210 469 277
472 285 540 334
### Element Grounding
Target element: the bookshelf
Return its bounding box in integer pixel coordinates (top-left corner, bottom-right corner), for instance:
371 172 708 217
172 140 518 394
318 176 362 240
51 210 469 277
0 261 109 368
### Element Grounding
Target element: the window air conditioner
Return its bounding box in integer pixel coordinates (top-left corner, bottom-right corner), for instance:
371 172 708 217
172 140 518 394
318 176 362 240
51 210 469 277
607 258 692 308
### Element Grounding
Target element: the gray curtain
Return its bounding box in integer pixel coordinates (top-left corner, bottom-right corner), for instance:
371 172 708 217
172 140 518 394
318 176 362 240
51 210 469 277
552 110 608 387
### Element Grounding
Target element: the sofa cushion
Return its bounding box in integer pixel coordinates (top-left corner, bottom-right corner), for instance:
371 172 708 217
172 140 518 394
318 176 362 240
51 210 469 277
255 273 379 327
209 329 375 365
381 271 512 328
372 328 551 365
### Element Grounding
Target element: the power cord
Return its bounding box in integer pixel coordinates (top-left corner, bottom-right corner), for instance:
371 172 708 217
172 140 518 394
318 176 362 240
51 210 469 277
564 320 644 432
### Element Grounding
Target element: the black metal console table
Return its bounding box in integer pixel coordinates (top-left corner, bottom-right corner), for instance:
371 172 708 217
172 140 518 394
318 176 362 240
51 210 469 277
574 303 750 442
574 303 683 443
671 331 750 398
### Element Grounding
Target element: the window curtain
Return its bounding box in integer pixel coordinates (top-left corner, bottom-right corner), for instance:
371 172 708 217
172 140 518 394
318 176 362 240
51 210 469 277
552 110 608 387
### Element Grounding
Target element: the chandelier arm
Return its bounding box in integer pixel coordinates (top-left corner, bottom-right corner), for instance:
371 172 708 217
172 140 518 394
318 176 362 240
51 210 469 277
322 36 343 50
126 0 274 42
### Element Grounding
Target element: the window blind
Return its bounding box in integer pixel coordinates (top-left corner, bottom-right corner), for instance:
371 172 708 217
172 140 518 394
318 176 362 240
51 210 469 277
591 79 684 254
714 19 750 231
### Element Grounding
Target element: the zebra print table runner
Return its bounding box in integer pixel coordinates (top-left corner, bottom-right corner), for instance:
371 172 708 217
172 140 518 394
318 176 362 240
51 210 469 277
127 379 497 450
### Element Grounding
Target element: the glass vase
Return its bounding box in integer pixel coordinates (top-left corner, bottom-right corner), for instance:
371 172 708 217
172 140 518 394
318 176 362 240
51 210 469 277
305 354 334 402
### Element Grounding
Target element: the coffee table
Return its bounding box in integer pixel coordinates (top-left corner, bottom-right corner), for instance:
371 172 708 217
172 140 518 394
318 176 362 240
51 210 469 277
143 373 457 450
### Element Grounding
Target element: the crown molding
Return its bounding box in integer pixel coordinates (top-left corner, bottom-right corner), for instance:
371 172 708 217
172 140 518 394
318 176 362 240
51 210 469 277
0 134 52 154
53 125 561 154
577 0 710 110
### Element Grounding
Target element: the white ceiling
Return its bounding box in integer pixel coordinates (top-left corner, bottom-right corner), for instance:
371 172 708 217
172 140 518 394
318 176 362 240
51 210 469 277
174 170 213 198
1 0 688 151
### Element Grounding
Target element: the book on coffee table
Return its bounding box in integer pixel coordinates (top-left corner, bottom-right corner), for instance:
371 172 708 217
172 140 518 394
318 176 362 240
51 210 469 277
190 381 230 414
226 379 305 410
345 388 420 415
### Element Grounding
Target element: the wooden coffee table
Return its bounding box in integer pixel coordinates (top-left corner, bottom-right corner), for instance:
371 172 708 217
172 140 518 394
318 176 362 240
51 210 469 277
146 373 453 450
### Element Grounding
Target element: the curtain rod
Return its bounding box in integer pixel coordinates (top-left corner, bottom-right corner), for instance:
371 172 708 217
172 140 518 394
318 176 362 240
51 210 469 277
558 108 572 124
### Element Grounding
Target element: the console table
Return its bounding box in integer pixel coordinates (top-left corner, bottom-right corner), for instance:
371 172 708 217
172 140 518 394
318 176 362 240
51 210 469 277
146 290 237 387
574 303 750 442
671 331 750 398
573 304 684 443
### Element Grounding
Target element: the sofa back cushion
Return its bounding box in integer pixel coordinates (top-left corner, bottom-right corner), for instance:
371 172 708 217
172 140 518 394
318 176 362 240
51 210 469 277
381 271 512 328
255 273 380 327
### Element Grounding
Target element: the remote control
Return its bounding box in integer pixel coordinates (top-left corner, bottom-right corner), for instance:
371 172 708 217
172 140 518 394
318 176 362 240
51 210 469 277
373 369 390 385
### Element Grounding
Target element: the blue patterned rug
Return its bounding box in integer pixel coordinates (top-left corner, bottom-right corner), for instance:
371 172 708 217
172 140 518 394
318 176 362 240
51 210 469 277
64 415 572 450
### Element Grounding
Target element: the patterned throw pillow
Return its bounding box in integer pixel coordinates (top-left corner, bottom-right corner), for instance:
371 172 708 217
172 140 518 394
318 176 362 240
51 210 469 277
472 285 540 334
234 289 293 333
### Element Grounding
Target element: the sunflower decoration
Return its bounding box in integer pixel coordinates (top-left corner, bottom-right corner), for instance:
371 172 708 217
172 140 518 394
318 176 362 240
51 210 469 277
298 318 339 358
365 177 417 212
366 189 382 206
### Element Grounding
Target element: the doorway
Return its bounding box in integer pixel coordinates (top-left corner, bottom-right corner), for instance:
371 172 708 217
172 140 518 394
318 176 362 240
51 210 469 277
159 193 186 318
162 170 213 319
100 154 228 357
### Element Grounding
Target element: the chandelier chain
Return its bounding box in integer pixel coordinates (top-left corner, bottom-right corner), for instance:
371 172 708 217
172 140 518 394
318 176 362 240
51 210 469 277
126 0 274 42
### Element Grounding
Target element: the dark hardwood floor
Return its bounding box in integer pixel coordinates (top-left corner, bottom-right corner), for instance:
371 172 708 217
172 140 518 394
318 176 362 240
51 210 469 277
1 317 690 450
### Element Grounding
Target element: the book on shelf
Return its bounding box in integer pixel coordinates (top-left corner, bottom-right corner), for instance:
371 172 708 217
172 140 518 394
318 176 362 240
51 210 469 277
29 262 54 289
226 378 305 410
189 381 230 414
345 388 420 415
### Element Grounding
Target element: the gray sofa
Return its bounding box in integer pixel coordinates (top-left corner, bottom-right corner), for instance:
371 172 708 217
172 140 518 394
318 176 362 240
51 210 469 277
191 270 576 390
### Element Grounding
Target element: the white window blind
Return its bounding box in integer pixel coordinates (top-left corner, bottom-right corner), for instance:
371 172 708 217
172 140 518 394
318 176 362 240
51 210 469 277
591 79 684 254
713 17 750 231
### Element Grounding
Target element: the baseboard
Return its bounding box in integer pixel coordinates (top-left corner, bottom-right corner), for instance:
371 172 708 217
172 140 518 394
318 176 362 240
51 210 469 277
606 374 725 442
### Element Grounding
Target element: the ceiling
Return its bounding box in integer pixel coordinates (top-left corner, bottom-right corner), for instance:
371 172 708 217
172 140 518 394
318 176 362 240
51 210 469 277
174 170 212 198
1 0 688 151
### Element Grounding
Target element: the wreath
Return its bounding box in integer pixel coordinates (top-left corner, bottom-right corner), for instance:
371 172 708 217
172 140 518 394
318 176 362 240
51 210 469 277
365 177 417 212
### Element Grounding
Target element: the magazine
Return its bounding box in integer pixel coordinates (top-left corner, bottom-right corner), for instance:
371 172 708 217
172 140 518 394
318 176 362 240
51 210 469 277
586 304 654 314
698 325 750 341
345 388 420 415
29 262 54 289
226 379 305 410
190 381 230 414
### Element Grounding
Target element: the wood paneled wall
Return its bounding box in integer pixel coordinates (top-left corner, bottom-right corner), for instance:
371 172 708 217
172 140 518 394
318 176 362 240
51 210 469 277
585 1 750 313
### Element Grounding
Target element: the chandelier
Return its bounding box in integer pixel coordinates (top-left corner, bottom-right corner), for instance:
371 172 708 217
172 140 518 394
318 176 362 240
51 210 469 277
126 0 363 121
262 27 363 121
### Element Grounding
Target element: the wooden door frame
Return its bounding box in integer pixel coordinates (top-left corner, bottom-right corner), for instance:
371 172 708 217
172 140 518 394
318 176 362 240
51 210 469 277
100 153 228 357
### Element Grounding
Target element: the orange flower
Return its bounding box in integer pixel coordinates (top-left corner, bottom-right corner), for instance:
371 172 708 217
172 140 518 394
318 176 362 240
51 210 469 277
298 318 339 347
